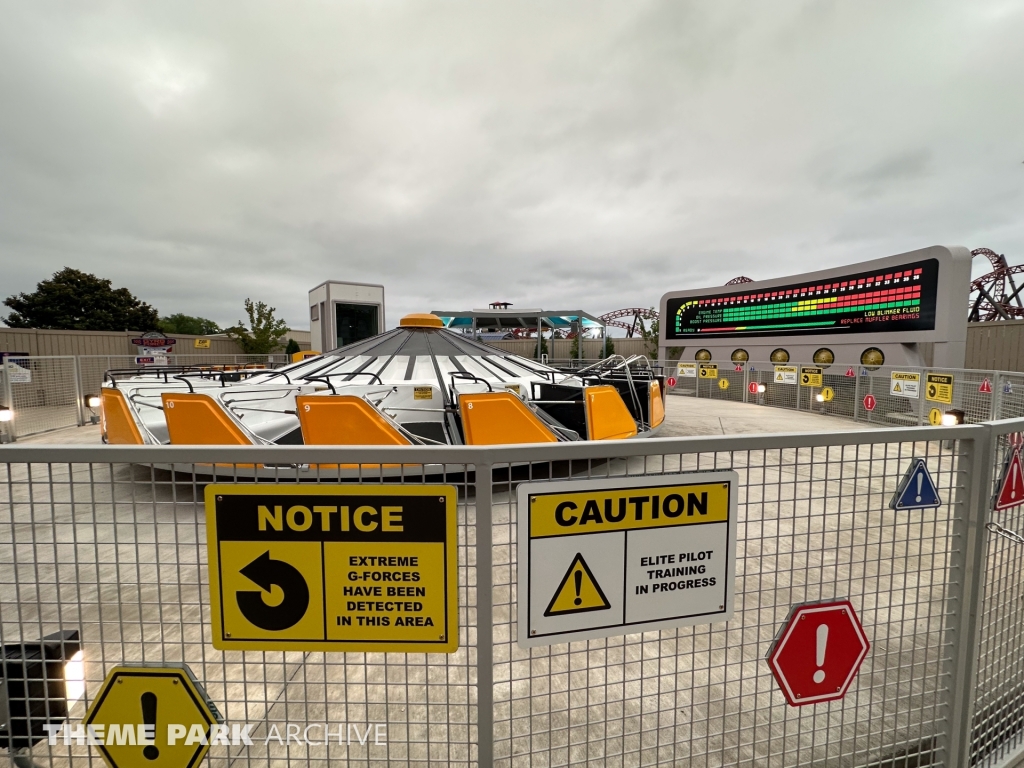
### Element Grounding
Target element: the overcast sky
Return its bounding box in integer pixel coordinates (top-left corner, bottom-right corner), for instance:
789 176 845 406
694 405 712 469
1 1 1022 332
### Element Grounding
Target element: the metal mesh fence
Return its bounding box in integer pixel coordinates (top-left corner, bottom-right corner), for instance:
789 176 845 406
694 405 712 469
0 450 479 767
1 356 82 439
970 422 1024 767
0 427 994 766
487 435 969 768
672 362 1024 430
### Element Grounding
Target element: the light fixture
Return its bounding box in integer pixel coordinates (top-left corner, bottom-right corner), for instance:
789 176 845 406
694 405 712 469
757 384 766 394
816 393 825 403
83 394 101 425
0 406 12 423
0 629 82 750
942 409 965 426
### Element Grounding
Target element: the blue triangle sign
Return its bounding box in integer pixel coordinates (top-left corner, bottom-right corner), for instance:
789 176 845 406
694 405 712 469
889 459 941 510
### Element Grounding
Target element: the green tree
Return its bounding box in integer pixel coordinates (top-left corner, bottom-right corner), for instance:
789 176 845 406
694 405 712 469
285 338 301 356
225 299 290 354
638 309 660 360
159 313 221 335
533 333 549 360
3 268 160 331
602 335 615 359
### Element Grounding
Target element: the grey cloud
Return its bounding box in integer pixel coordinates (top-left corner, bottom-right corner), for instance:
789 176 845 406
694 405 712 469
1 0 1023 331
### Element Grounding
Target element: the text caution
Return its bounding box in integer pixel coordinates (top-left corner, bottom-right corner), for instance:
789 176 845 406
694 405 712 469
517 472 737 647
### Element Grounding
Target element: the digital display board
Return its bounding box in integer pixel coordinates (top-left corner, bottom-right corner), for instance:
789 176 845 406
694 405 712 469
667 258 939 340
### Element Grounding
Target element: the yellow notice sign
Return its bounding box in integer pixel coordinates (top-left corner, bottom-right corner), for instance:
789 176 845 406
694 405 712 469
926 373 954 404
193 338 211 349
699 364 718 379
519 472 738 647
414 386 433 400
85 664 221 768
800 367 823 387
206 484 459 653
544 553 611 616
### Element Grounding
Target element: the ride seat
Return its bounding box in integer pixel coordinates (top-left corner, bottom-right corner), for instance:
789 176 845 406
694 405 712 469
584 386 639 440
101 388 145 445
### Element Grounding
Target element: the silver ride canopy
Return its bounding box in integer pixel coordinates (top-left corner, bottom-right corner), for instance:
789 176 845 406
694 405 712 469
99 314 665 449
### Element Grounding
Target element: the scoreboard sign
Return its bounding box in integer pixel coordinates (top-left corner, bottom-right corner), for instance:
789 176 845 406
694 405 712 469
659 246 971 370
666 259 938 340
205 485 459 653
517 473 738 647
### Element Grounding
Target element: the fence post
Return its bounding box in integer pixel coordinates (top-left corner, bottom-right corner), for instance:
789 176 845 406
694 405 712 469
853 370 860 422
2 362 16 442
475 459 494 768
944 424 995 768
992 373 1003 421
73 355 86 427
743 365 749 404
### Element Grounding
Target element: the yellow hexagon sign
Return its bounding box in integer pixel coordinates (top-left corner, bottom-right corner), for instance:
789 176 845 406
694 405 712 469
718 378 729 390
821 386 835 402
85 664 222 768
929 408 943 426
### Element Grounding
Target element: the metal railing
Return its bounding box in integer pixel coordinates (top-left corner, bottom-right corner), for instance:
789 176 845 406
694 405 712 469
0 354 288 439
671 361 1024 428
4 420 1024 766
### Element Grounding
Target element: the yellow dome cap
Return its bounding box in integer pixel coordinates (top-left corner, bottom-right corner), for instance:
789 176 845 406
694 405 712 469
400 313 444 328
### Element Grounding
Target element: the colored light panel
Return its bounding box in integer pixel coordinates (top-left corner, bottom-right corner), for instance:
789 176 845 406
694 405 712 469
666 259 939 339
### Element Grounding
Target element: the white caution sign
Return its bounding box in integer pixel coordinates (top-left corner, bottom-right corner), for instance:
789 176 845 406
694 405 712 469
517 472 737 646
890 371 921 399
774 366 797 385
677 363 697 378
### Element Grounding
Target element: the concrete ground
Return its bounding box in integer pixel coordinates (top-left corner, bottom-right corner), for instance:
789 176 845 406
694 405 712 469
659 394 870 437
0 397 964 767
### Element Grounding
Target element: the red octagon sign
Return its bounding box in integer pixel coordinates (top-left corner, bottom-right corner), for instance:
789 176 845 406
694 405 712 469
748 382 759 395
666 376 677 388
863 394 877 411
767 599 870 706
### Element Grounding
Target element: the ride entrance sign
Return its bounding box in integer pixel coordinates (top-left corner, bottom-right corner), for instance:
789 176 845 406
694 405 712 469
205 485 459 653
517 472 737 647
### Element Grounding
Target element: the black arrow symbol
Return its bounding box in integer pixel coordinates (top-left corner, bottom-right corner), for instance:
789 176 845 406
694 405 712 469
236 551 310 631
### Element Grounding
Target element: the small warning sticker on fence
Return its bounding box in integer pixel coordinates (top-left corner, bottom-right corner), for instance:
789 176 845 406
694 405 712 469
925 373 954 404
890 371 921 399
774 366 797 385
518 472 738 647
889 459 941 510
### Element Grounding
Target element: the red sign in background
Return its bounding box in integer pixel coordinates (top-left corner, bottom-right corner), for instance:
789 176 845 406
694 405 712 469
666 377 677 388
767 599 870 706
863 394 877 411
748 382 759 395
995 447 1024 511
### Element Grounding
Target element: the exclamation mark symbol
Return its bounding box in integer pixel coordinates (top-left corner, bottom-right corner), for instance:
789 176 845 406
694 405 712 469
573 570 582 606
1013 460 1019 500
813 624 828 684
915 472 924 503
141 692 159 760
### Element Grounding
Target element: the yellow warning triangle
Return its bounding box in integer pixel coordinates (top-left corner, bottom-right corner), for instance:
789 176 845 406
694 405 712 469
775 373 784 382
894 383 902 392
544 553 611 616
